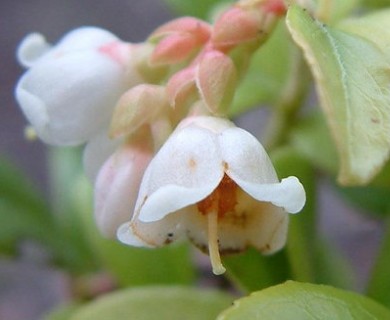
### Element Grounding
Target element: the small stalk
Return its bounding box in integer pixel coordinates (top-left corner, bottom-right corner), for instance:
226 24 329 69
264 45 310 150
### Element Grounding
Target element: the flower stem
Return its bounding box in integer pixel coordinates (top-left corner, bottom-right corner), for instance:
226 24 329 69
208 210 226 275
264 45 310 150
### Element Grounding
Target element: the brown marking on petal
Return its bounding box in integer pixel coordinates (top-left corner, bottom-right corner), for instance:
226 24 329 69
260 215 287 254
223 211 248 228
188 157 197 170
371 118 380 124
197 174 237 218
130 222 158 247
222 161 229 171
188 233 246 255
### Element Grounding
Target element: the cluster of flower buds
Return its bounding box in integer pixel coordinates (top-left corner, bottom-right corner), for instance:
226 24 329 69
16 0 305 275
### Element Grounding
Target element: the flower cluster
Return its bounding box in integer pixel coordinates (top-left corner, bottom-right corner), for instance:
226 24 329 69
15 0 305 274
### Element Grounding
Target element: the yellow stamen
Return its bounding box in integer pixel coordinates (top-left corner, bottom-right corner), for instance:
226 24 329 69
24 126 37 141
207 209 226 275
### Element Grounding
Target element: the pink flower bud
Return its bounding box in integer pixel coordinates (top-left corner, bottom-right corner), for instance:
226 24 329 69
196 51 237 115
212 0 286 50
212 7 262 49
94 130 153 238
109 84 169 138
166 67 197 109
149 17 211 44
148 17 211 66
150 33 198 66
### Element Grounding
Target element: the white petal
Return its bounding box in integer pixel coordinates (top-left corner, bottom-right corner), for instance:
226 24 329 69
54 26 119 52
17 33 51 68
232 176 306 214
219 127 278 184
118 209 188 247
94 144 152 238
177 115 235 134
136 124 224 222
185 189 288 254
117 222 154 247
15 50 127 145
83 131 123 182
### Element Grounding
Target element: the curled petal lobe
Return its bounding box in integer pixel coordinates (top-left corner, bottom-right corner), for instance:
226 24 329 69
232 176 306 214
17 33 52 67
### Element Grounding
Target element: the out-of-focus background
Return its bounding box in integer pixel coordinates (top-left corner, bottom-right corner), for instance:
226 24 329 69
1 1 173 319
0 1 383 319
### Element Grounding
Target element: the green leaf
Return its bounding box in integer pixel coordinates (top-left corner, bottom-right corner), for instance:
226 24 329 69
217 281 390 319
164 0 226 19
69 286 233 320
230 22 291 116
286 5 390 186
73 176 195 286
338 8 390 60
0 157 55 253
290 111 338 175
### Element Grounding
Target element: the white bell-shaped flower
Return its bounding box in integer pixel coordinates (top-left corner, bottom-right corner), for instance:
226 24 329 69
94 128 153 238
15 27 143 145
118 116 305 275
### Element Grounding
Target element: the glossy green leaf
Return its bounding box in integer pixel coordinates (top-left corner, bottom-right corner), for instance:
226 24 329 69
73 176 195 286
286 5 390 186
70 286 233 320
230 22 291 116
217 281 390 319
290 111 338 175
